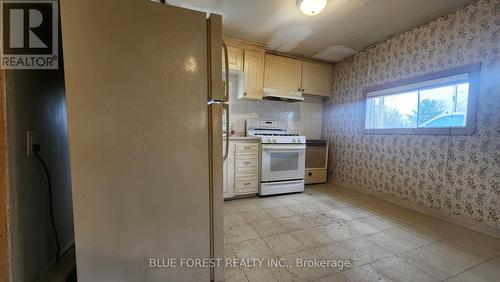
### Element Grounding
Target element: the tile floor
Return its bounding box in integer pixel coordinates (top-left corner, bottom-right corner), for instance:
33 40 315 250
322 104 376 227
223 184 500 282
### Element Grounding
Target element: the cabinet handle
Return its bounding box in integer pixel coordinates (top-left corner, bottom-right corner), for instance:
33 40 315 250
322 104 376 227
243 92 247 96
308 172 313 176
244 146 251 149
223 103 230 161
243 182 251 186
243 161 251 165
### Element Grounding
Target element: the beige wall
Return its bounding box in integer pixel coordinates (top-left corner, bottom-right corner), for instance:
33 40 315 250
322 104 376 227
323 0 500 231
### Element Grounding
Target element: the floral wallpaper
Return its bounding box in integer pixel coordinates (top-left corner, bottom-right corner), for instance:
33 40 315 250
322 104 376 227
322 0 500 229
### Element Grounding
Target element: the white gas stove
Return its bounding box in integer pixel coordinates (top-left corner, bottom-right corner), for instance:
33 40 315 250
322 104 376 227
246 119 306 196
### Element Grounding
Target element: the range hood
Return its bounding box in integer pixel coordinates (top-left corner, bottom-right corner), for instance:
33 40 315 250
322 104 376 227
262 88 304 102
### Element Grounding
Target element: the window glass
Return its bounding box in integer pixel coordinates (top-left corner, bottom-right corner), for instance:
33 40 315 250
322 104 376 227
365 92 418 129
365 80 469 130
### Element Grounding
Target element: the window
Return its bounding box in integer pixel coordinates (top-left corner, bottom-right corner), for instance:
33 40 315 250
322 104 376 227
362 64 480 135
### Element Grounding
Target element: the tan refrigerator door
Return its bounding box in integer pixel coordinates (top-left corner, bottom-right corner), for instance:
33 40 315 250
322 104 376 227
208 14 226 281
209 102 225 282
61 1 212 281
208 14 226 102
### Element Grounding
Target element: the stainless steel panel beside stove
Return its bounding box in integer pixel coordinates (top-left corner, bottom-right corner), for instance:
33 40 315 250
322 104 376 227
305 140 329 185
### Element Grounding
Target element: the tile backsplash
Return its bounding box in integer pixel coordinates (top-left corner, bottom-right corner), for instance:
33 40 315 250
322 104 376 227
228 88 323 139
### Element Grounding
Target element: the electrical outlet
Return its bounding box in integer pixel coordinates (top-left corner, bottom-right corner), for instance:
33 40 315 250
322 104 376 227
26 131 36 156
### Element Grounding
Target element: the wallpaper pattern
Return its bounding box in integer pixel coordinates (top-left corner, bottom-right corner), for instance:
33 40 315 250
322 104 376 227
323 0 500 228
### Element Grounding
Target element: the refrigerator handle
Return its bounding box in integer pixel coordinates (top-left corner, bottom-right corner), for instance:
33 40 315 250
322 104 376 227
222 40 229 102
223 102 230 161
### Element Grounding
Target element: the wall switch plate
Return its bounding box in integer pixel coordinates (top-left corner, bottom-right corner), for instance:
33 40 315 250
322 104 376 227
26 131 36 156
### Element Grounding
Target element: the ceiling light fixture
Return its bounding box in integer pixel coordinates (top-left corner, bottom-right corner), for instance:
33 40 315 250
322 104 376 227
297 0 327 16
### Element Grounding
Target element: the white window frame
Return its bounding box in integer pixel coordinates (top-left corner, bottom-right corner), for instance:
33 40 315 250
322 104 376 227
361 64 480 135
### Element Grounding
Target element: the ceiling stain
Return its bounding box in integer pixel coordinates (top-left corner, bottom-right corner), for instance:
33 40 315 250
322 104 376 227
267 26 313 52
313 45 357 62
166 0 478 62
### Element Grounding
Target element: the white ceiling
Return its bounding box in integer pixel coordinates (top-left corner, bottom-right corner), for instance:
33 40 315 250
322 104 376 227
167 0 477 62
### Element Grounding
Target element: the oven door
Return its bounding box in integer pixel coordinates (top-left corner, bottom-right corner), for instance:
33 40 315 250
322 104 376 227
261 144 306 182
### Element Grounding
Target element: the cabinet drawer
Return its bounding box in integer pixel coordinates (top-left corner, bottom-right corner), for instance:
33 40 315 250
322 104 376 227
235 159 258 173
235 143 258 152
236 158 258 168
236 153 258 160
235 166 257 173
236 186 258 195
235 174 258 182
305 169 327 185
235 176 258 189
235 174 258 194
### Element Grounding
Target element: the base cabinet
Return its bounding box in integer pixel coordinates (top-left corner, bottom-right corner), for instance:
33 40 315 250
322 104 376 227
223 140 259 199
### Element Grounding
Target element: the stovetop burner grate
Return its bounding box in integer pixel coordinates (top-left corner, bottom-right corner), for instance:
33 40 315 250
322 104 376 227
254 133 300 136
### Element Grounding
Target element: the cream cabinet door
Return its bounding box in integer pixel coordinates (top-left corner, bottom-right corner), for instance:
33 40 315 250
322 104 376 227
223 46 243 71
240 50 264 100
264 54 303 93
301 61 332 96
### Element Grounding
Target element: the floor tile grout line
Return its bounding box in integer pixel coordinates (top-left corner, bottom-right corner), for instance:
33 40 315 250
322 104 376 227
259 231 298 281
440 253 500 281
227 209 421 247
228 220 430 270
225 187 496 281
228 199 426 245
390 235 493 281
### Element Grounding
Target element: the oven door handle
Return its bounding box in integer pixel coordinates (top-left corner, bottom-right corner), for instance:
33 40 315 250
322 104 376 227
262 144 306 151
262 180 304 186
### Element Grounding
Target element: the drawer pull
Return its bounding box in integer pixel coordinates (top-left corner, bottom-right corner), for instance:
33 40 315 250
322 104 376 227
243 161 251 165
308 172 312 176
243 182 251 186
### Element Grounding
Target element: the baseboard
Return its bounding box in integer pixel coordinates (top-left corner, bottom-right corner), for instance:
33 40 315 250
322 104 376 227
330 179 500 239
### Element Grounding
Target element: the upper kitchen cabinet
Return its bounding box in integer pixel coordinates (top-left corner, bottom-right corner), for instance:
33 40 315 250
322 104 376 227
223 45 244 71
301 61 332 96
264 54 303 93
239 50 265 100
223 37 333 100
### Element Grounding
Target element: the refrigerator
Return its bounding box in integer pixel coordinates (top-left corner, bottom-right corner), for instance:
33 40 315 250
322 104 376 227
60 1 228 281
